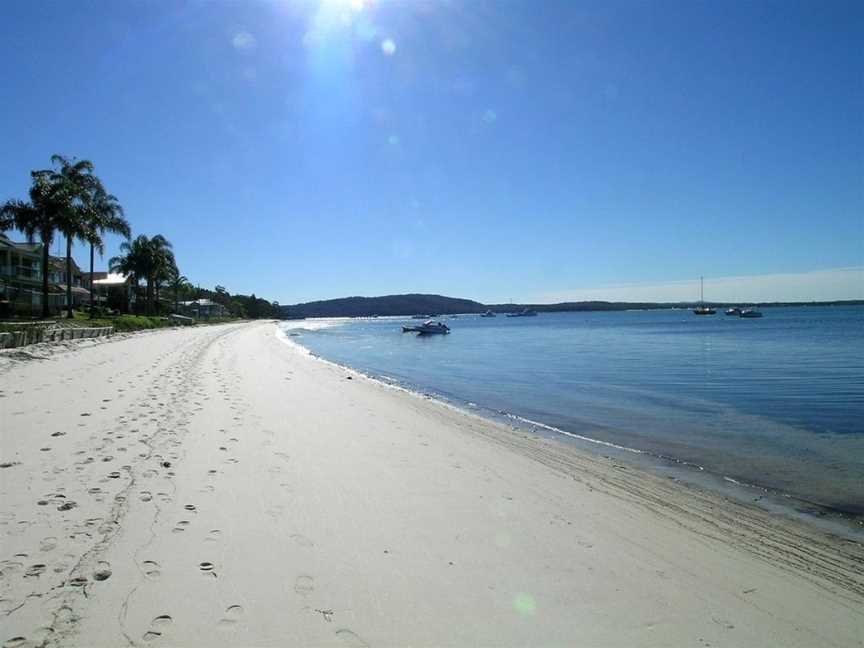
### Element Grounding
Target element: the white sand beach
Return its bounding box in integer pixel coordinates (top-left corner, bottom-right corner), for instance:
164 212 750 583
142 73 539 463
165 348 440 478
1 321 862 647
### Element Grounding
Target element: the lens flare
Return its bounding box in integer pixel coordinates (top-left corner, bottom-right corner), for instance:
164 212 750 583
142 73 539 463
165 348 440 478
513 593 536 616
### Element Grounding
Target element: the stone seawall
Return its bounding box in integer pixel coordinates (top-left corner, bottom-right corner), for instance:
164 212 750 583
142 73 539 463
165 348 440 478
0 326 114 349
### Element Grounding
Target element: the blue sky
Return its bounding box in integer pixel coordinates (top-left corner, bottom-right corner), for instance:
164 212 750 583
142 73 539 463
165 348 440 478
1 0 862 304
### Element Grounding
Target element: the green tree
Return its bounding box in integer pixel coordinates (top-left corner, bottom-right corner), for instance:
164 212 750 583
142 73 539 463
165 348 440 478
153 247 176 313
109 234 173 315
82 187 130 318
48 155 100 319
1 170 66 318
169 269 190 314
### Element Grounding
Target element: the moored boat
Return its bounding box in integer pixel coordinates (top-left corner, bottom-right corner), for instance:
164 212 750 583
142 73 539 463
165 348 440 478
693 277 716 315
507 308 538 317
480 310 496 318
402 320 451 334
726 307 741 316
740 308 763 318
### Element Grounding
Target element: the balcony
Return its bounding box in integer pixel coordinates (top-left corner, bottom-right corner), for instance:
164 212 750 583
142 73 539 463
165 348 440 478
0 265 42 281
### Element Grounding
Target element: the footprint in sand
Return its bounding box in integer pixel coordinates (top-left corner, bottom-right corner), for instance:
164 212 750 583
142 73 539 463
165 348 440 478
335 629 370 647
93 562 112 581
141 560 161 579
39 537 58 552
171 521 190 534
0 561 24 578
294 575 314 596
204 530 222 543
142 615 173 642
290 534 314 548
199 562 217 577
216 605 244 629
24 564 46 578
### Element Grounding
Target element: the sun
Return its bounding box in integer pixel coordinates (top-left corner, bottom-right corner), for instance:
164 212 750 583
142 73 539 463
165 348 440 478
321 0 367 12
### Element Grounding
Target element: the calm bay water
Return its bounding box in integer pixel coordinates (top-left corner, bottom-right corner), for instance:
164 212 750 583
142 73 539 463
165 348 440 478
281 307 864 515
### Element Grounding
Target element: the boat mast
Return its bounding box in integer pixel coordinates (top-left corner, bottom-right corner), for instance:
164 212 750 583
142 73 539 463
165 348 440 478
700 276 704 303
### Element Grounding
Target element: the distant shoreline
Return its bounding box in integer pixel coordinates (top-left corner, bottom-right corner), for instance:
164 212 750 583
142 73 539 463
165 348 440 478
280 294 864 319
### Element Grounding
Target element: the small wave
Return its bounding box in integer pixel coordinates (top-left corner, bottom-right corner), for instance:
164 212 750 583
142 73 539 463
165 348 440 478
501 412 646 455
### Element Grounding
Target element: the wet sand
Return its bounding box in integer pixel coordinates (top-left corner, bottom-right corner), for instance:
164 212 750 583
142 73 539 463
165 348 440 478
1 321 862 647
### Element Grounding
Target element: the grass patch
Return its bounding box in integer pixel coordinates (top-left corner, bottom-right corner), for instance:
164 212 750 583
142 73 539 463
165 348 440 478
70 311 176 332
103 315 176 332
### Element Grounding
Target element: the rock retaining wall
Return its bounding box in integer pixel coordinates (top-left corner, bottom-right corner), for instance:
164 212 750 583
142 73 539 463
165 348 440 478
0 326 114 349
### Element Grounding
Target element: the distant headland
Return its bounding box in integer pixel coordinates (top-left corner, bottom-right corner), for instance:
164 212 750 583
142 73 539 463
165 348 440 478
278 294 863 319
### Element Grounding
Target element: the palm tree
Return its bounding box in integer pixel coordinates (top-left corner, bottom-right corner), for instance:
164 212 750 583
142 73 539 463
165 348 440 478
0 209 12 232
150 237 175 314
82 187 130 318
109 234 173 315
48 155 100 319
1 170 65 318
110 235 149 314
168 269 189 314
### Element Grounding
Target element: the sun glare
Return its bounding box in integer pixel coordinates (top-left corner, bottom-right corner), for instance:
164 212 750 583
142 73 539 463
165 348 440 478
321 0 366 12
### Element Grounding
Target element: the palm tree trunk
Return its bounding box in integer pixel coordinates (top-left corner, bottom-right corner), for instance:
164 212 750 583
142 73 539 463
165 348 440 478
65 235 73 319
41 239 50 319
146 276 153 315
89 243 95 319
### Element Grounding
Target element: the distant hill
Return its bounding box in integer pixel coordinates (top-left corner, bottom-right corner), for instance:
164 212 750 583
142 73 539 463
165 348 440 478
281 294 485 318
279 294 864 318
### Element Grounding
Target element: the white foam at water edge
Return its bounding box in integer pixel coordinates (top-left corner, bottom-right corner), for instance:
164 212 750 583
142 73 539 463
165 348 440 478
274 327 312 356
278 317 350 332
501 412 646 455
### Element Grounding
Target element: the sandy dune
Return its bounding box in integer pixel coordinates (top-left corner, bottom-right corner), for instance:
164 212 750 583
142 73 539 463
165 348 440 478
1 321 862 647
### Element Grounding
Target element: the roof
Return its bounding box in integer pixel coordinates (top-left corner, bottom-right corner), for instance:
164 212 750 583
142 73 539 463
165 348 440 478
93 273 130 286
0 234 42 255
181 299 222 307
48 256 84 274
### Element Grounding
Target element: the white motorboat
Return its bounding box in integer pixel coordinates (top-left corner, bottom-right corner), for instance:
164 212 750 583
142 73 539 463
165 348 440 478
402 320 451 334
480 310 496 317
506 308 538 317
739 308 763 318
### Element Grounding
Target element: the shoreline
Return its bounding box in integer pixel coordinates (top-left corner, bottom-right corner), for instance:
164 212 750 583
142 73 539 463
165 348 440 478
2 321 863 646
277 322 864 540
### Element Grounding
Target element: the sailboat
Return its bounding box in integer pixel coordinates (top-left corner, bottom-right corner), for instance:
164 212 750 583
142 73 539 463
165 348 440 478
693 276 716 315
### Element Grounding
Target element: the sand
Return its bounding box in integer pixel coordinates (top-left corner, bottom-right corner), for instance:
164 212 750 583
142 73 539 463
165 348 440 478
0 321 862 647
